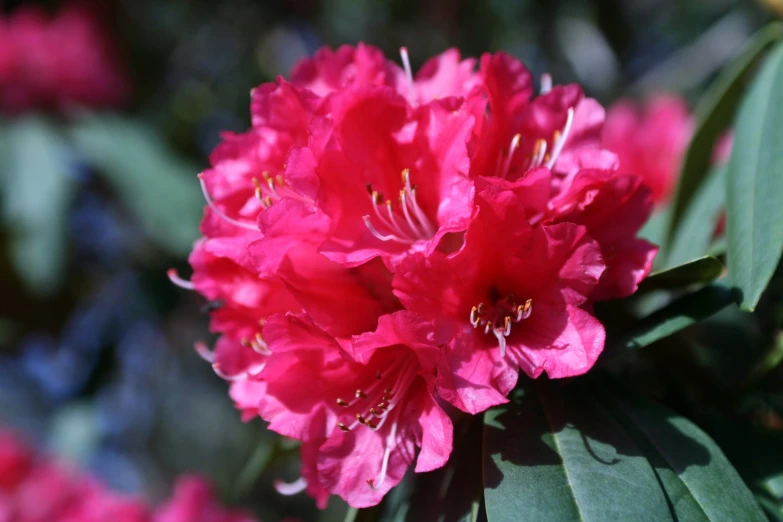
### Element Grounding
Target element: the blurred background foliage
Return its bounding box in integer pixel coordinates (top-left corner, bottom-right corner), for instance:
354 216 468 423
2 0 783 520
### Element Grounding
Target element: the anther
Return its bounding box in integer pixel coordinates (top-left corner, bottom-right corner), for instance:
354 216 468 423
355 389 366 399
470 306 480 327
337 398 349 407
338 423 349 432
356 414 366 423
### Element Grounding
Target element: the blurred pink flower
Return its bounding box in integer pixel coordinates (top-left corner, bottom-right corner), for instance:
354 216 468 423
0 429 260 522
153 476 256 522
601 95 694 205
0 2 128 115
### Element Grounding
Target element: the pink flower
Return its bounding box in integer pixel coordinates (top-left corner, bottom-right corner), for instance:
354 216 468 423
394 187 606 413
601 95 693 205
244 312 453 508
0 2 128 115
249 74 476 271
545 169 658 300
465 52 607 183
59 480 150 522
177 43 661 510
0 429 261 522
153 475 256 522
0 430 150 522
0 430 33 491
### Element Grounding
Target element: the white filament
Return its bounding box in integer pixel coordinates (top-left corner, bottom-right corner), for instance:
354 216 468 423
545 107 575 169
199 177 258 231
274 477 307 496
369 421 397 491
400 47 414 99
167 269 195 290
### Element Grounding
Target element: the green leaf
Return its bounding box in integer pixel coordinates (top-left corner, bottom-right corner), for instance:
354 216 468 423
1 116 75 296
232 439 274 499
666 164 726 268
69 115 203 256
639 206 670 255
593 382 767 522
618 284 738 355
600 284 739 363
726 40 783 311
666 23 783 246
483 380 766 522
638 256 724 293
483 381 671 522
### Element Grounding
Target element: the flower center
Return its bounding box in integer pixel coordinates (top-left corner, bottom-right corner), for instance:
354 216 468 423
363 168 436 245
469 293 533 357
334 354 418 490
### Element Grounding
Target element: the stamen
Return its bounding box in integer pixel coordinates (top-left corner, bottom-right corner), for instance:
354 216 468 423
337 398 349 407
540 73 552 94
494 329 508 358
407 187 436 237
211 363 247 381
338 423 349 432
167 269 195 290
274 477 308 496
368 421 397 490
469 296 534 357
501 134 521 179
198 174 258 231
251 333 271 355
400 47 414 98
470 306 480 327
355 389 366 399
545 107 574 169
193 341 214 363
385 200 410 238
531 139 548 168
363 216 417 244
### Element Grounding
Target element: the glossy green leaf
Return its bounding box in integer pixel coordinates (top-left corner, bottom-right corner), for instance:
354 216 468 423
483 380 766 522
704 415 783 521
726 40 783 311
666 164 726 268
666 23 783 246
1 116 75 296
69 115 203 256
483 382 671 522
600 284 738 363
638 256 724 293
594 382 767 522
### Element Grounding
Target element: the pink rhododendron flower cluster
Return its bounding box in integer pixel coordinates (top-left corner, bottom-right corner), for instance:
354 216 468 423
172 44 658 508
0 2 128 115
0 429 258 522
